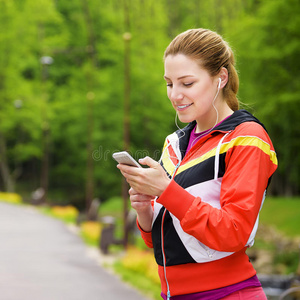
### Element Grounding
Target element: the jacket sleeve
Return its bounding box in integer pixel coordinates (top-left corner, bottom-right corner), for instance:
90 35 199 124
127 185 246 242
137 220 153 248
157 123 278 252
136 200 154 248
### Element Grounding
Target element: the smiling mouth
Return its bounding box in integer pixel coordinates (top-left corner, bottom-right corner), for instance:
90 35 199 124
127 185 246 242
177 103 193 110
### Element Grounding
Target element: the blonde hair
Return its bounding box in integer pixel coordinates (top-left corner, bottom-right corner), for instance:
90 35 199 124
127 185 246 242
164 29 239 111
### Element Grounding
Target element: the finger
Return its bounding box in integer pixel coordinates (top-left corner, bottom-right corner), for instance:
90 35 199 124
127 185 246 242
118 167 138 181
138 156 159 168
117 163 141 176
129 188 154 201
129 188 146 196
130 201 151 211
130 193 153 202
122 173 141 186
129 187 138 195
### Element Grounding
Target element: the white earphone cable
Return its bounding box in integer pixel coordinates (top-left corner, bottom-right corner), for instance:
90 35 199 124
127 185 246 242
160 79 221 163
190 83 220 148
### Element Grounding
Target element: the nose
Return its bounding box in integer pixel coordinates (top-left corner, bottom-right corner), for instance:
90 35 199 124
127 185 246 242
169 86 184 101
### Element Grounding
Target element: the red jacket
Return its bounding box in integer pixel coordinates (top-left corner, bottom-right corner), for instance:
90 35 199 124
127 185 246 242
139 110 278 297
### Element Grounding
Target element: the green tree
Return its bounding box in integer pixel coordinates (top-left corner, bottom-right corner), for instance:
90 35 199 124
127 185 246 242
1 0 298 205
230 0 300 195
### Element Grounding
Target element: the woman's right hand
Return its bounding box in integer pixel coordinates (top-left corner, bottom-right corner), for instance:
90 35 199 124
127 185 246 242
129 188 154 232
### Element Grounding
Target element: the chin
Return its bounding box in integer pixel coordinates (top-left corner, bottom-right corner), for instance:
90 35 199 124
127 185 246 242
178 115 193 124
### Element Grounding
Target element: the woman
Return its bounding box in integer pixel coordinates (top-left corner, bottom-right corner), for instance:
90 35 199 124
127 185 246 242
117 28 277 299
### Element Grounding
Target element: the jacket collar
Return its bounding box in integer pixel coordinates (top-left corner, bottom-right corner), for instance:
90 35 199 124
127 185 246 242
175 110 265 157
215 109 266 132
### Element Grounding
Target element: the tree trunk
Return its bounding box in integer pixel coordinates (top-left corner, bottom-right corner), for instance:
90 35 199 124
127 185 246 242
0 132 15 192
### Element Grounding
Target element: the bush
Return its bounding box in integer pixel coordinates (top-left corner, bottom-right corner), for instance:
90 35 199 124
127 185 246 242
114 246 161 300
274 250 299 274
0 192 22 204
120 246 160 285
50 205 79 223
80 221 102 246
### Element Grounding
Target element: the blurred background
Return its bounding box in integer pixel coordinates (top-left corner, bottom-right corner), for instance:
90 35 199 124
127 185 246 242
0 0 299 207
0 0 299 299
0 0 300 209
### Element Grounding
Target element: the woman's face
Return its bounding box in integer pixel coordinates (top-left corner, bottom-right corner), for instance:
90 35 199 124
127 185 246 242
164 54 221 131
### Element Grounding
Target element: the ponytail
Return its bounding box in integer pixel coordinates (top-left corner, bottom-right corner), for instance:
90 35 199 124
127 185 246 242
224 62 239 111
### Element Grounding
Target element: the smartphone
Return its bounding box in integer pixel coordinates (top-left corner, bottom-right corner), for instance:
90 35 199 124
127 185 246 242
112 151 142 168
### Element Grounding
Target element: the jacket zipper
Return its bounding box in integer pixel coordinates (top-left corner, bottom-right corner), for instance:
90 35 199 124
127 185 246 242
161 208 171 299
160 131 231 298
161 162 181 300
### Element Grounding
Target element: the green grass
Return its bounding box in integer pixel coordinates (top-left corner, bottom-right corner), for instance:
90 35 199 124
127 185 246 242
99 196 300 293
274 250 299 274
114 260 162 300
260 197 300 237
100 196 125 217
251 197 300 274
101 196 300 237
100 196 131 240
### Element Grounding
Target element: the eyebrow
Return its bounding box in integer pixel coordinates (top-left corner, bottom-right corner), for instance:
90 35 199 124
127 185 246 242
164 75 194 80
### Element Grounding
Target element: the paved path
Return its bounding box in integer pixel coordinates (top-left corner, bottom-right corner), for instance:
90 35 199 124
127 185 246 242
0 202 149 300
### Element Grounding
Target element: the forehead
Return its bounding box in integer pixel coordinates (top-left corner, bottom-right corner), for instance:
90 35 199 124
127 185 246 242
164 54 207 79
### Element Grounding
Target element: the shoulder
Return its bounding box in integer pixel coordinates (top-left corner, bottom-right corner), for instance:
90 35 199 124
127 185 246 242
230 121 272 143
224 121 276 159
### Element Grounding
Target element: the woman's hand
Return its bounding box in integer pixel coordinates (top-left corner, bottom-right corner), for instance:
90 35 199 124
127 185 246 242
129 187 154 212
128 188 154 232
117 156 171 197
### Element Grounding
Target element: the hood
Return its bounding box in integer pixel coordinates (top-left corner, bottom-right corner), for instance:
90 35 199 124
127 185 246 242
176 110 266 158
215 109 266 132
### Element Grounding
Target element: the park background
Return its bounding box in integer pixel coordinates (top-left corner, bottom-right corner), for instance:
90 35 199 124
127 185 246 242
0 0 299 299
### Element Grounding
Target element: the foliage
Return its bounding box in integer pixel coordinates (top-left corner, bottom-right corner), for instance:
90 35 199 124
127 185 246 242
0 0 299 208
41 204 79 223
80 221 102 246
229 0 300 195
0 192 22 204
99 196 124 217
120 246 160 284
99 196 132 240
249 196 300 275
114 246 161 300
274 251 299 275
260 197 300 238
50 205 79 223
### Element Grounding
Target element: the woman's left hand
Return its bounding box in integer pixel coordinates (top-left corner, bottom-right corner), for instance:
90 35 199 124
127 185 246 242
117 156 171 197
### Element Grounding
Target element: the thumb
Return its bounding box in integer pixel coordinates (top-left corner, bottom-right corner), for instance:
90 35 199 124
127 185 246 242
138 156 159 168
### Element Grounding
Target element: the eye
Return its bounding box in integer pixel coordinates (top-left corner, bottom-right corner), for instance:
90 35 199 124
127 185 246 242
166 83 173 87
183 82 194 87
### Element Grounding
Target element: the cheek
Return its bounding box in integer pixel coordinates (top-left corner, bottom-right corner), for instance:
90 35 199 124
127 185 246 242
167 90 172 101
192 88 210 105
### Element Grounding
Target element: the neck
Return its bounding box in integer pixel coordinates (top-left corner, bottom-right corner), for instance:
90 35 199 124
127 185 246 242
195 103 233 133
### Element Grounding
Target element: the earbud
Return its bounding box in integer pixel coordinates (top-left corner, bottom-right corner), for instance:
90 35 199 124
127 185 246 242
218 78 222 89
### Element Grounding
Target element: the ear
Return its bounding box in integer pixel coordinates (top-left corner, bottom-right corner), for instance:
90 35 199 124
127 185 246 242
218 67 229 89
